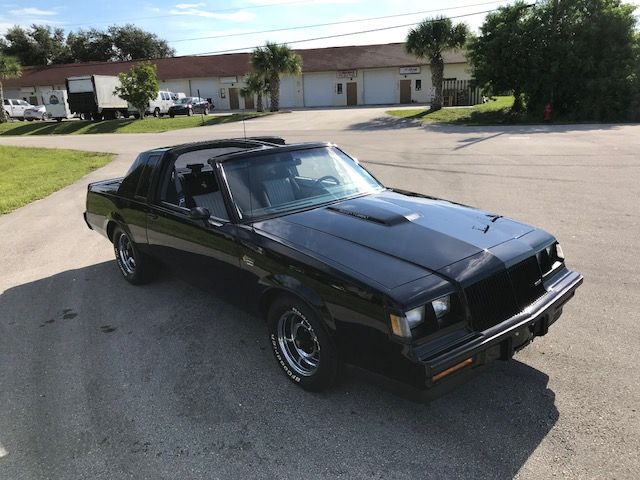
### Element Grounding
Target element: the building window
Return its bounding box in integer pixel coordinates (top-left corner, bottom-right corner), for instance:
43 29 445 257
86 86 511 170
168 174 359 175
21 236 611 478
415 79 422 91
336 83 343 94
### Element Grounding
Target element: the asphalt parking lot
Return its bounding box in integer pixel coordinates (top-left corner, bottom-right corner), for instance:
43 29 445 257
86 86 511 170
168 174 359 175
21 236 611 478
0 108 639 479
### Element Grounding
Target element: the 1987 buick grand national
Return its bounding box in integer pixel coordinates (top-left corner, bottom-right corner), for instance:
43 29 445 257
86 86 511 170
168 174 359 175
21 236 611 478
84 138 582 399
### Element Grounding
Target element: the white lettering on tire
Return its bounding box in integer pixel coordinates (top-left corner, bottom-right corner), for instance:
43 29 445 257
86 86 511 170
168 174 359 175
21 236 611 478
271 333 301 383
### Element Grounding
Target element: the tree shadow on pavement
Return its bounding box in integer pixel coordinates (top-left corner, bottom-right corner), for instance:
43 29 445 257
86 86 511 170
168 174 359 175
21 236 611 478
0 261 558 479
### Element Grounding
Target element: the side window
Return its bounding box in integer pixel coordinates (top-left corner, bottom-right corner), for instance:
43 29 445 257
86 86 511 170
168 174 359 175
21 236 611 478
3 99 8 105
19 100 29 106
160 152 229 221
134 154 161 200
118 154 147 198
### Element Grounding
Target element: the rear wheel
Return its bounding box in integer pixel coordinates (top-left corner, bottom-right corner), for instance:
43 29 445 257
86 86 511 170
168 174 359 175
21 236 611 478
267 295 339 391
112 227 155 285
170 112 175 118
203 106 209 115
153 107 160 118
187 108 193 117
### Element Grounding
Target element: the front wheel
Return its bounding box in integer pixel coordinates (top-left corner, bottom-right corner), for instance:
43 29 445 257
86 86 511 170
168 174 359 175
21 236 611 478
267 295 339 391
113 227 155 285
153 107 160 118
187 108 193 117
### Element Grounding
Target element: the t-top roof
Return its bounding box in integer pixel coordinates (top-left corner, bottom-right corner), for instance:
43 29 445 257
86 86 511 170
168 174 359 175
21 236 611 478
5 43 467 88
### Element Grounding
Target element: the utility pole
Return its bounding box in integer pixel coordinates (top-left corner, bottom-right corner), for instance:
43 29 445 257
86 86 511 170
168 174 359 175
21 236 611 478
550 0 559 105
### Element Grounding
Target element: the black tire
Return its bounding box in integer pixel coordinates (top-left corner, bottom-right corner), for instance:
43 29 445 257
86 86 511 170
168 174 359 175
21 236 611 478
267 295 339 391
203 107 209 115
187 108 193 117
112 227 155 285
153 107 160 118
170 113 175 118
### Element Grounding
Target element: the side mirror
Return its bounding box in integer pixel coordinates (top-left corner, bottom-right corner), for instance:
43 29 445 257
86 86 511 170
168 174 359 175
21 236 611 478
188 206 210 220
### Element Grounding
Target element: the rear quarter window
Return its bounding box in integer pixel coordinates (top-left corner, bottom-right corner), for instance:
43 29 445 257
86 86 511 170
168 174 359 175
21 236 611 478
118 153 161 199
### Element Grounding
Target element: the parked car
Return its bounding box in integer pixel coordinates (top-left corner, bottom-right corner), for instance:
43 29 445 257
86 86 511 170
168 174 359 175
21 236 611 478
128 90 176 118
168 97 211 117
3 98 33 120
84 138 583 399
24 105 47 121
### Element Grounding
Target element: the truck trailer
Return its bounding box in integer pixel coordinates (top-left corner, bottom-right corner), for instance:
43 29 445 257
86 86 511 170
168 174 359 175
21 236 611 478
66 75 128 121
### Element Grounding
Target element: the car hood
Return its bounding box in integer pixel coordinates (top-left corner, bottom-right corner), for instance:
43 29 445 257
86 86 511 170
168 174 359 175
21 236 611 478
254 190 539 289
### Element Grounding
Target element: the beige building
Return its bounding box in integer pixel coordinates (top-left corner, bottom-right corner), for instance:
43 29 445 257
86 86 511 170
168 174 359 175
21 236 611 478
4 43 474 110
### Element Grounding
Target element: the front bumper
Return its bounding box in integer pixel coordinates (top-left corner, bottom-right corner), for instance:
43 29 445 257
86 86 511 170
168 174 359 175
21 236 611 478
413 267 583 400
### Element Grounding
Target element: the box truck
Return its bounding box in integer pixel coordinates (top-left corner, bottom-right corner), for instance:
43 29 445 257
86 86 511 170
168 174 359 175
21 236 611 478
66 75 128 121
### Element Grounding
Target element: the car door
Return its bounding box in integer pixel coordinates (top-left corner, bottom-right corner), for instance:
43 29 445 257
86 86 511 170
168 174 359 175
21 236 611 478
145 153 243 289
15 100 29 117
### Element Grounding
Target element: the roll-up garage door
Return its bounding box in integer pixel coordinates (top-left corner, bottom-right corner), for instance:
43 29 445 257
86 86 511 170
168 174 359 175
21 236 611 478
363 70 396 105
303 73 334 107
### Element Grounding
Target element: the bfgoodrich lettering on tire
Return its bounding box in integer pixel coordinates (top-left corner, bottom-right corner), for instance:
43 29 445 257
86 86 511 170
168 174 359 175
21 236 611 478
267 295 339 391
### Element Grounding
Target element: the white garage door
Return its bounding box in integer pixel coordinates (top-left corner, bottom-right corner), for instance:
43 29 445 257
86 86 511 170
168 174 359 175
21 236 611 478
303 73 334 107
363 70 396 105
190 79 217 100
279 76 297 108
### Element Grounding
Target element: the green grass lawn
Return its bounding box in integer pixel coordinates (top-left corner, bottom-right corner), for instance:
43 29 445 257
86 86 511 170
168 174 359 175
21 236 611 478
0 146 112 214
387 96 531 125
0 112 267 136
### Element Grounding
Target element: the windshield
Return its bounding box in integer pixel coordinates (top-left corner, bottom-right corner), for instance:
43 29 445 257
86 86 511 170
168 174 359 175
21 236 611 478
178 98 194 104
222 146 384 221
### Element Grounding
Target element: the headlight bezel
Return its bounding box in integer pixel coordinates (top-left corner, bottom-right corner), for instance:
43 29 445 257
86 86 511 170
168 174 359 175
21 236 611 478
389 294 455 339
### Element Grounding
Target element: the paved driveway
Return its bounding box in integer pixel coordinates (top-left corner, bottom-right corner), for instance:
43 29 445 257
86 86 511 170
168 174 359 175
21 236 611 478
1 109 639 479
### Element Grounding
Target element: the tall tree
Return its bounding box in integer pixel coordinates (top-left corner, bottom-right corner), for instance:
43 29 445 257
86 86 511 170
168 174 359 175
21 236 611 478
2 25 68 66
0 55 22 123
66 29 114 62
240 72 269 112
468 0 639 120
114 62 159 119
467 2 535 111
250 42 302 112
406 17 468 111
108 25 175 61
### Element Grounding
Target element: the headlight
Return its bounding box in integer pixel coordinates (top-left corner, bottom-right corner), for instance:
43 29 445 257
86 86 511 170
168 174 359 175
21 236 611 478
431 295 450 320
390 305 425 338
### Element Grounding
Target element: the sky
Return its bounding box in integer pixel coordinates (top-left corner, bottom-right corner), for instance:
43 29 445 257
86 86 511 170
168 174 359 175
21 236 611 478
1 0 639 57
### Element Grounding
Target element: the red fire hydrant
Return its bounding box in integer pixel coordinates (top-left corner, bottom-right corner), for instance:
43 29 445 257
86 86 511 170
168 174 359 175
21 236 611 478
543 102 553 121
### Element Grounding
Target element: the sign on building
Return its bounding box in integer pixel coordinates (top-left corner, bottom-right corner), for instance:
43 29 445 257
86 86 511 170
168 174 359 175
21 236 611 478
220 76 238 84
399 67 421 74
336 70 357 78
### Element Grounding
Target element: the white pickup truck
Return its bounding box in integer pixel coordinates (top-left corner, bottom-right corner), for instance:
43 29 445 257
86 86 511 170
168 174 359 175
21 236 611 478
3 98 33 120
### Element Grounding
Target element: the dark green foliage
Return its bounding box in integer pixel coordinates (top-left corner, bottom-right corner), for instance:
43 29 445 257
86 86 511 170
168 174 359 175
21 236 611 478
2 25 69 66
1 24 175 65
468 0 640 121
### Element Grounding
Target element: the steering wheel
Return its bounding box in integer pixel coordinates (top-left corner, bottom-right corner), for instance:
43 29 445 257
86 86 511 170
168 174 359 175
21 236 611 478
313 175 341 190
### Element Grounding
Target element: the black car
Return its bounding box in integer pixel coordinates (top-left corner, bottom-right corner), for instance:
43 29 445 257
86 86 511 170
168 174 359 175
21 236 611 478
84 138 582 399
168 97 211 117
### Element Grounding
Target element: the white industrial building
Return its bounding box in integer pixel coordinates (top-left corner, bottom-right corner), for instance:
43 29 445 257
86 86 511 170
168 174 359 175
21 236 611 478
4 43 473 110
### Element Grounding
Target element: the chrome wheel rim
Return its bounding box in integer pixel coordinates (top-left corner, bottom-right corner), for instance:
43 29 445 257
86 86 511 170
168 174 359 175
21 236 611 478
117 233 136 275
277 309 320 376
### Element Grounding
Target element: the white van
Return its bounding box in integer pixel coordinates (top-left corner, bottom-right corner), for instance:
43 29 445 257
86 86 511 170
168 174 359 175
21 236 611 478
128 90 175 117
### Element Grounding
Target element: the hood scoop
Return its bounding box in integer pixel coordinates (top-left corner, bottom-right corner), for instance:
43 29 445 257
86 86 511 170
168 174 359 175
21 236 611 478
327 198 419 226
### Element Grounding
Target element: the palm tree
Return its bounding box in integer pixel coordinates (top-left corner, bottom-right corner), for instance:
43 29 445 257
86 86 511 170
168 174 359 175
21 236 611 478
240 72 269 112
250 42 302 112
0 55 22 123
406 17 468 111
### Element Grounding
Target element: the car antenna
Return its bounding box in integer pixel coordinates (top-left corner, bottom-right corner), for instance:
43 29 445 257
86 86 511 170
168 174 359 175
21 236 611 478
242 103 247 139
